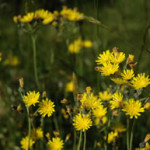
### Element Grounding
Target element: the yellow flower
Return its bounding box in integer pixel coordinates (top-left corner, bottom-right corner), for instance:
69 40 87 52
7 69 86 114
93 104 107 118
112 123 126 133
96 50 112 65
65 81 73 92
42 12 54 24
99 90 112 101
20 136 35 150
38 98 55 117
73 113 92 132
68 38 82 53
3 55 19 66
122 99 144 119
82 40 93 48
80 93 100 110
107 131 118 143
121 69 134 80
35 9 50 19
144 102 150 109
110 91 123 109
111 51 125 64
111 77 128 85
23 91 40 107
21 12 34 23
31 128 43 140
131 73 150 89
48 137 64 150
99 62 119 76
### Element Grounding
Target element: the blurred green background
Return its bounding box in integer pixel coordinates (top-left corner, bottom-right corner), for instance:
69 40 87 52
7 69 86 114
0 0 150 149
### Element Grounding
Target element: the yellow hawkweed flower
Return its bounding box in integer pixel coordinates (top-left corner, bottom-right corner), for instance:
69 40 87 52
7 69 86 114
93 104 107 118
122 99 144 119
131 73 150 89
42 12 54 24
20 12 34 23
23 91 40 107
80 93 100 110
82 40 93 48
96 50 112 65
3 55 19 66
65 81 73 92
144 102 150 109
99 62 119 76
121 69 134 80
110 91 123 109
31 128 43 140
68 38 82 53
102 116 107 124
48 137 64 150
111 77 128 85
111 51 125 64
112 123 126 133
38 98 55 117
107 131 118 143
20 136 35 150
126 54 134 64
73 113 92 132
99 90 112 101
35 9 50 19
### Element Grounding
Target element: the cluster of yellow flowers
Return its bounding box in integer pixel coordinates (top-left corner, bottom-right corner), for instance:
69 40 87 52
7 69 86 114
13 6 84 25
68 37 93 53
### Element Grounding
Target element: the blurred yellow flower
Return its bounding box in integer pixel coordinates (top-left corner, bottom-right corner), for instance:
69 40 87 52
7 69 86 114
31 127 43 140
42 12 54 24
122 99 144 119
3 55 19 66
65 81 73 92
99 90 112 101
112 123 126 133
107 131 118 143
80 93 100 110
23 91 40 107
121 69 134 80
93 104 107 118
131 73 150 89
38 98 55 117
48 137 64 150
96 50 111 65
144 102 150 109
110 91 123 109
111 77 128 85
73 113 92 132
99 62 119 76
21 12 34 23
82 40 93 48
20 136 35 150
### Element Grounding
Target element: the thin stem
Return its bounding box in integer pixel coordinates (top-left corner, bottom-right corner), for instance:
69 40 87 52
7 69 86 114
31 35 40 89
27 107 31 150
127 118 130 150
83 131 86 150
130 119 135 150
77 131 83 150
73 130 77 150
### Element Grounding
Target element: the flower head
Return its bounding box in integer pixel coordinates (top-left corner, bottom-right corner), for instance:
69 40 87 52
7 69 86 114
99 90 112 101
38 98 55 117
31 128 43 141
93 104 107 118
20 12 34 23
23 91 40 107
111 77 128 85
122 99 144 119
65 81 73 92
20 136 35 150
131 73 150 89
73 113 92 132
111 51 125 64
121 69 134 80
107 131 118 143
96 50 111 65
99 62 119 76
48 137 64 150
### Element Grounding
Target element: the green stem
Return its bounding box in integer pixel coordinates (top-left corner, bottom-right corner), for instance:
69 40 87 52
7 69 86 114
130 119 135 150
127 118 130 150
27 107 31 150
77 131 83 150
73 130 77 150
83 131 86 150
31 35 40 89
